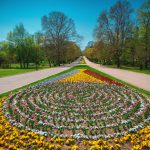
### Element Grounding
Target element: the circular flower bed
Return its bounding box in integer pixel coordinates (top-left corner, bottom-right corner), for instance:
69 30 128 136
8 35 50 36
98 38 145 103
3 80 150 140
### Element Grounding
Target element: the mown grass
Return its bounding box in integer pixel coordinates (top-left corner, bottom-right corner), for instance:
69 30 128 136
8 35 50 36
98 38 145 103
0 62 51 78
105 64 150 75
0 69 38 78
6 62 50 69
0 64 149 99
121 66 150 75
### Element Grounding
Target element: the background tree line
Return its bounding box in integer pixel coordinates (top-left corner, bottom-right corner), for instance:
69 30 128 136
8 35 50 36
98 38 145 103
0 11 81 69
84 0 150 70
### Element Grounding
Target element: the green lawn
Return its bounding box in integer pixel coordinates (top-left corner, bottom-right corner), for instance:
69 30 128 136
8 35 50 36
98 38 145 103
105 65 150 75
0 69 39 78
121 66 150 75
10 63 50 69
0 63 51 78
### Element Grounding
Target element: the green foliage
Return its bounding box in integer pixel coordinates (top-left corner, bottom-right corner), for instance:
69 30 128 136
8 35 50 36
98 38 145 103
84 0 150 70
41 11 82 66
1 15 81 69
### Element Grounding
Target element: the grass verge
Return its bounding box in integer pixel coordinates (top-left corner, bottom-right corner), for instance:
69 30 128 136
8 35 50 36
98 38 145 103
105 65 150 75
121 66 150 75
0 68 49 78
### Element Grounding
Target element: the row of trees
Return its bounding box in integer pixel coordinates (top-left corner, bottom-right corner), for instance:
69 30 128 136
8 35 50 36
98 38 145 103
0 12 81 69
84 0 150 69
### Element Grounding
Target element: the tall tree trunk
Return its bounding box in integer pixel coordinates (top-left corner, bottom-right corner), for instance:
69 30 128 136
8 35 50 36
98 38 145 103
9 63 11 69
131 47 135 66
132 60 135 67
140 64 143 70
116 50 121 68
144 59 148 69
48 59 51 67
23 62 25 69
144 47 148 69
139 61 143 70
117 57 121 68
20 62 22 69
27 62 29 69
35 62 38 70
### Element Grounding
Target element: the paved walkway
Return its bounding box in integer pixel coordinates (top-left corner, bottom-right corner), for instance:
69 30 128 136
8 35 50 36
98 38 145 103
0 57 85 94
84 57 150 91
0 67 69 94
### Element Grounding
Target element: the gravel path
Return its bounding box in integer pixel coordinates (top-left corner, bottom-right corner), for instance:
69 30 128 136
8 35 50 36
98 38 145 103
0 67 69 94
84 56 150 91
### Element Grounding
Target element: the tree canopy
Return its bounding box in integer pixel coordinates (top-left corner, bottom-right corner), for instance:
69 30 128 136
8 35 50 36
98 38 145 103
84 0 150 70
0 12 81 69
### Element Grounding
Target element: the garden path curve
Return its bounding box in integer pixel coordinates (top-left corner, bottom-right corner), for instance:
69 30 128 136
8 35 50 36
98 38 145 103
84 56 150 92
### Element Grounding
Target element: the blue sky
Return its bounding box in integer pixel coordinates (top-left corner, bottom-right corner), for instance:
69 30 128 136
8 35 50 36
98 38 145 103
0 0 145 49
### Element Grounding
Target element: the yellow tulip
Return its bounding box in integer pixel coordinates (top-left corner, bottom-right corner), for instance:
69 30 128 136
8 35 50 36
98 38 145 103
71 145 79 150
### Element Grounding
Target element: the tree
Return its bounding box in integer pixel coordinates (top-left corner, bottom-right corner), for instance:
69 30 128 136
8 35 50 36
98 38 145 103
34 31 44 45
86 41 94 48
84 41 113 64
7 23 29 68
124 26 139 66
0 51 8 68
42 40 56 67
95 0 133 68
65 41 81 63
41 11 79 65
0 41 14 68
6 24 44 69
137 0 150 69
7 23 28 42
31 44 42 70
